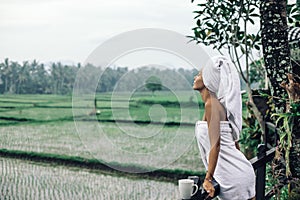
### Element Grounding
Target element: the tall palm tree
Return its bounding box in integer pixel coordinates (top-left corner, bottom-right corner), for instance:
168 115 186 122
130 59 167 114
2 58 10 93
17 61 30 94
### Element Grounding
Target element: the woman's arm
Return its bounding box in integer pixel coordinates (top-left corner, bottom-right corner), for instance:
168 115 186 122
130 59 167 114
203 97 221 197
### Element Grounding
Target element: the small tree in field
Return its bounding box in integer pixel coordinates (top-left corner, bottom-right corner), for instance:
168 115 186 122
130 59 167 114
145 76 162 95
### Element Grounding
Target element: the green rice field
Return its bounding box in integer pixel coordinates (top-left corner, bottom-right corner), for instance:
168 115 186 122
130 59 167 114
0 92 204 170
0 121 203 171
0 92 205 199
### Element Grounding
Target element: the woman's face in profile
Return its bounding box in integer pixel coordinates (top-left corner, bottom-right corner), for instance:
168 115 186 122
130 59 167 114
193 70 205 91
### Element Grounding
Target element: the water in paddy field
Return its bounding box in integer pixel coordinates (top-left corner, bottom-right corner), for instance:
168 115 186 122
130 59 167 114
0 157 180 199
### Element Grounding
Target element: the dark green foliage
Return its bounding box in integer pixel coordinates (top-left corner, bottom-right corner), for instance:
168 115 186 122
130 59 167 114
0 59 198 95
249 58 266 89
190 0 261 84
240 93 261 159
289 102 300 184
191 0 260 50
190 0 300 97
289 179 300 200
287 3 300 25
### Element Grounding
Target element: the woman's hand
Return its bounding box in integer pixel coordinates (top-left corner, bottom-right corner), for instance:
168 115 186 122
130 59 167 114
203 179 215 198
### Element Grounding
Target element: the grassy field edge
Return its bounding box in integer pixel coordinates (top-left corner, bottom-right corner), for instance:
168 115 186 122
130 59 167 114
0 148 204 183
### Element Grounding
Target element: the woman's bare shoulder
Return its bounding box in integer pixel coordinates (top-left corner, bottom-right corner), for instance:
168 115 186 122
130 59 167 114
204 97 226 121
204 99 212 110
204 96 220 111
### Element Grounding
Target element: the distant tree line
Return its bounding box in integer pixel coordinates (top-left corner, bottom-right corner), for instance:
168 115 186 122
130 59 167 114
0 58 198 95
0 58 79 94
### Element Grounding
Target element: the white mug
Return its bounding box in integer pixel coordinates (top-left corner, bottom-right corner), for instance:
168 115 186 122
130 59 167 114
178 179 198 199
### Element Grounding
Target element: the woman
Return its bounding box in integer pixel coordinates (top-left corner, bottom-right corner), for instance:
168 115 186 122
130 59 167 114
193 56 256 200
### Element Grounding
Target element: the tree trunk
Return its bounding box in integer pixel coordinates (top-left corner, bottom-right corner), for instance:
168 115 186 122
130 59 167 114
261 0 300 196
261 0 290 109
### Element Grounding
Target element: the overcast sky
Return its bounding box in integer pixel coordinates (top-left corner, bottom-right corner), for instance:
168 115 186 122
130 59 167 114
0 0 215 65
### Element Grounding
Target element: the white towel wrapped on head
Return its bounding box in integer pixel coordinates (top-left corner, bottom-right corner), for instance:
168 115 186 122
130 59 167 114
202 56 242 141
